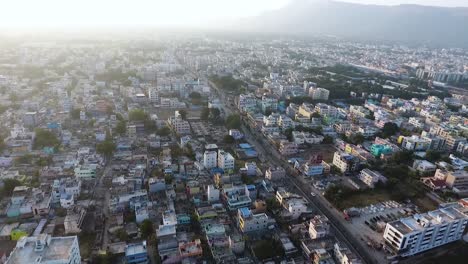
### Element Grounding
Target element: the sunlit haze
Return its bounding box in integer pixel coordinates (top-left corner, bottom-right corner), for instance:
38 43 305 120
0 0 291 28
2 0 468 30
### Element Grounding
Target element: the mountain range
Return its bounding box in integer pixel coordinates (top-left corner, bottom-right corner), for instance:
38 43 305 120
232 0 468 47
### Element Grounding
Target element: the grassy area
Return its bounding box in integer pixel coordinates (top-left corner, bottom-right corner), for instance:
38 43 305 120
78 232 96 259
413 196 438 212
339 189 392 209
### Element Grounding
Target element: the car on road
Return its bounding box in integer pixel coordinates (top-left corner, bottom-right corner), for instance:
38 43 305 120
310 192 316 197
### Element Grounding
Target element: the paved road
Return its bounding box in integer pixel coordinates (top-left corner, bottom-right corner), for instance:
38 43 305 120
209 81 380 264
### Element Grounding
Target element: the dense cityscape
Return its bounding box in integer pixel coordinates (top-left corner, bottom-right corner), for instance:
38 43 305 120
0 21 467 264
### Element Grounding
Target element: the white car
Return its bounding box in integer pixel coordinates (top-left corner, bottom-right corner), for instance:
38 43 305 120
311 192 316 197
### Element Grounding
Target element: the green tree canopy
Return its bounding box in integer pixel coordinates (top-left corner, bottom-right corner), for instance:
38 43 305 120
140 220 154 239
129 109 149 122
34 128 60 149
225 114 241 129
96 140 116 158
381 122 399 138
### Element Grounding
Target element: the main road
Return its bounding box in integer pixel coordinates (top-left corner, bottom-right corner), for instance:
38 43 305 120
209 80 380 264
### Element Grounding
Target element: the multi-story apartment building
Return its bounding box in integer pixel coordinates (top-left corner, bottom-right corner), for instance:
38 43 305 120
334 242 362 264
309 215 330 239
358 169 388 188
167 116 191 135
332 151 359 173
445 170 468 195
298 103 316 119
148 87 159 103
261 95 278 113
237 208 272 233
265 166 286 181
203 150 217 169
279 140 298 156
238 94 257 112
217 150 235 171
125 241 149 264
383 203 468 257
315 103 338 118
6 234 81 264
309 87 330 100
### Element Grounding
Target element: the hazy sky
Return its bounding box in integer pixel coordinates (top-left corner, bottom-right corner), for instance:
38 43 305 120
1 0 467 28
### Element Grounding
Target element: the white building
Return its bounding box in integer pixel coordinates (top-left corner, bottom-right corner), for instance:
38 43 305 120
207 185 220 202
148 87 159 103
261 95 278 113
238 208 273 233
6 234 81 264
238 94 257 112
309 215 330 239
218 150 235 171
167 116 191 135
358 169 388 188
333 151 359 173
73 166 96 180
383 203 468 257
309 87 330 100
334 242 362 264
203 151 217 169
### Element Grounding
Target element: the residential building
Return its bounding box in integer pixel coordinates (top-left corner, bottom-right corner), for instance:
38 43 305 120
223 185 251 211
309 215 330 239
334 242 362 264
359 169 388 188
383 203 468 257
218 150 235 171
238 208 272 233
6 234 81 264
167 116 191 135
332 151 359 173
179 239 203 259
203 150 217 169
445 170 468 195
74 165 96 180
413 160 437 174
309 87 330 100
279 140 298 156
265 166 286 181
148 88 159 103
207 185 220 202
238 94 257 112
261 95 278 113
125 241 148 264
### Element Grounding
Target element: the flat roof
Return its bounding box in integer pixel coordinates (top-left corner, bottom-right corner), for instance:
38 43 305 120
7 236 77 264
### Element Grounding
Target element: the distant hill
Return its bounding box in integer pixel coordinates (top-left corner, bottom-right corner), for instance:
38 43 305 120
235 0 468 47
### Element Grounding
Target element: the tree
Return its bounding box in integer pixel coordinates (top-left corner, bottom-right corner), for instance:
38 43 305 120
382 122 399 138
201 107 210 120
425 150 441 162
116 229 128 242
223 135 235 144
114 120 127 135
96 140 116 158
129 109 148 122
157 126 171 137
70 109 81 119
189 92 202 99
178 109 187 120
211 108 221 120
0 179 21 198
140 220 154 239
322 135 334 144
311 112 321 118
34 128 60 149
225 114 241 129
